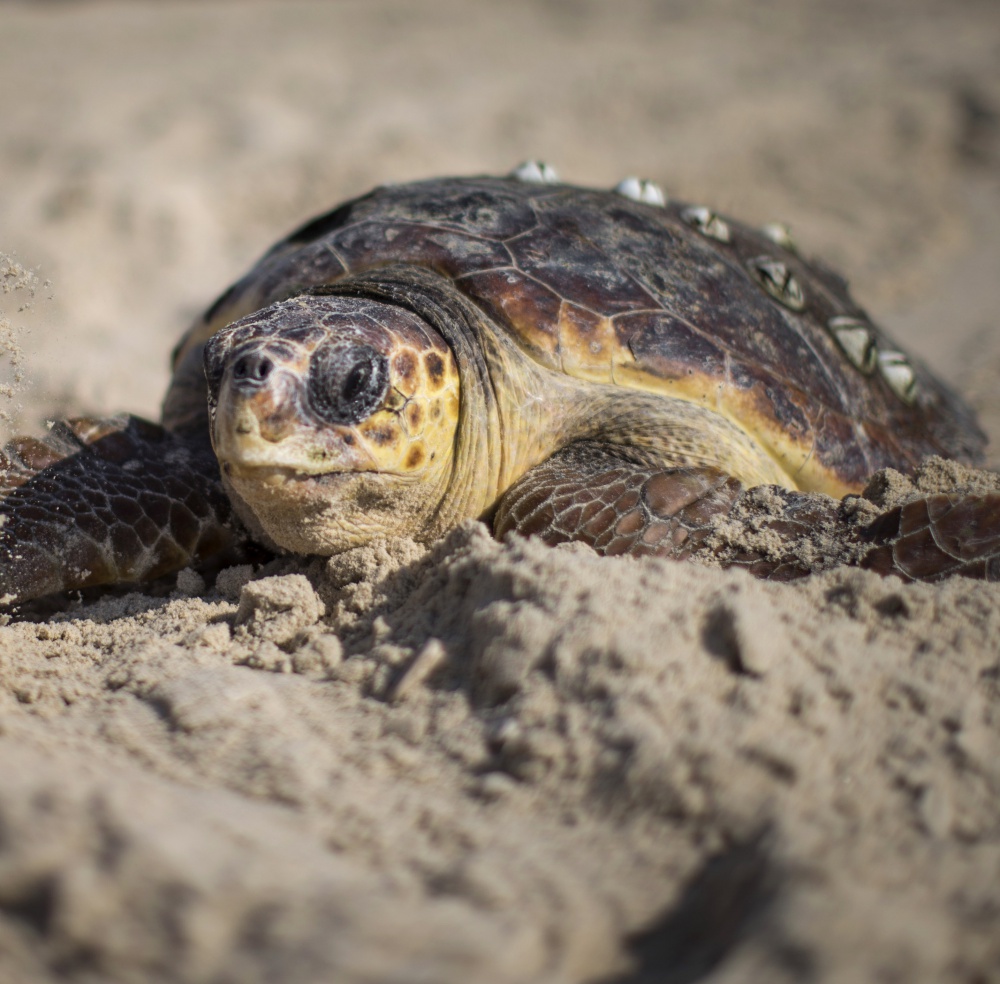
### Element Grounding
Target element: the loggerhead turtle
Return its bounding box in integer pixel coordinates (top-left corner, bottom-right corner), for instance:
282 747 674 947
2 164 999 604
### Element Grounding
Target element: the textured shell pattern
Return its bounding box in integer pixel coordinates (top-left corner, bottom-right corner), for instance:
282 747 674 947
181 176 984 495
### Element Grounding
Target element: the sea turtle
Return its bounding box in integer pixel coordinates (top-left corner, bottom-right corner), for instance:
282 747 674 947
2 164 999 603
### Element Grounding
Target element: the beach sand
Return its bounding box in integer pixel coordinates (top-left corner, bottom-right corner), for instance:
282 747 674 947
1 2 999 981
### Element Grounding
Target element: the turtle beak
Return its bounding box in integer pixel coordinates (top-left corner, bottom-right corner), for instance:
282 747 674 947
214 344 304 451
210 341 373 479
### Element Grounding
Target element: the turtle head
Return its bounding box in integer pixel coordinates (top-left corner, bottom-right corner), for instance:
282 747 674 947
204 294 460 554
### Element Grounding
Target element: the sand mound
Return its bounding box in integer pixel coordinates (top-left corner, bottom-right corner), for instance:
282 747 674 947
2 521 999 982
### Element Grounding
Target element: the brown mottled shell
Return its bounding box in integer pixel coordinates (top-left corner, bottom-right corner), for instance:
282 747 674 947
176 176 985 495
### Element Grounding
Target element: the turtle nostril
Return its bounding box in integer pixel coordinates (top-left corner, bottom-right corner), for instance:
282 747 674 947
232 353 274 385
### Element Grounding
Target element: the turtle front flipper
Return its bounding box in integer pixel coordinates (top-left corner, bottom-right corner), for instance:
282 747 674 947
0 415 240 604
493 442 1000 582
494 441 748 555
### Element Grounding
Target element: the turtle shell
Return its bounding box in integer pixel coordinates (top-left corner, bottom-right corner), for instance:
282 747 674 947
175 175 985 496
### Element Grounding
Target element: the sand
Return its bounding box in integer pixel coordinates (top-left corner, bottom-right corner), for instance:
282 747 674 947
1 1 999 981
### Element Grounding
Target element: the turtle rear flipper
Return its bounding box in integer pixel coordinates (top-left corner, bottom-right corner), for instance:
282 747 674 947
494 442 1000 582
860 494 1000 581
0 415 240 604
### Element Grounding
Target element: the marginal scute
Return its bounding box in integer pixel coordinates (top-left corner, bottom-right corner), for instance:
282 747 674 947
510 160 560 184
614 177 667 207
877 350 918 404
728 358 815 451
557 302 615 379
680 205 731 243
617 312 726 385
747 255 805 311
811 409 871 483
828 316 878 374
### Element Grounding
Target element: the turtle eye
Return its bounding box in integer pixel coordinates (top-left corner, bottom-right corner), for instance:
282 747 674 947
341 362 371 404
308 343 389 424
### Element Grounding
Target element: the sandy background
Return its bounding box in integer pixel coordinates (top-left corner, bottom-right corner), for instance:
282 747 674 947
1 1 1000 981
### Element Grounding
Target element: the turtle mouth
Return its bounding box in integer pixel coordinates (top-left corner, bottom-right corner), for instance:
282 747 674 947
212 390 380 480
220 460 358 488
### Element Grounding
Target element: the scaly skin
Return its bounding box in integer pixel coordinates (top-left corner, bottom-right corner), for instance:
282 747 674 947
0 417 236 603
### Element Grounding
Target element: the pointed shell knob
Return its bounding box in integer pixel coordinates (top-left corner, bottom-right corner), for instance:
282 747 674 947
511 160 560 184
747 256 805 311
877 350 917 404
828 316 878 374
615 177 667 206
680 205 731 243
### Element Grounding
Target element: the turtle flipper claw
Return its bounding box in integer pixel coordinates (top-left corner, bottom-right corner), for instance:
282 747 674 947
0 415 239 604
